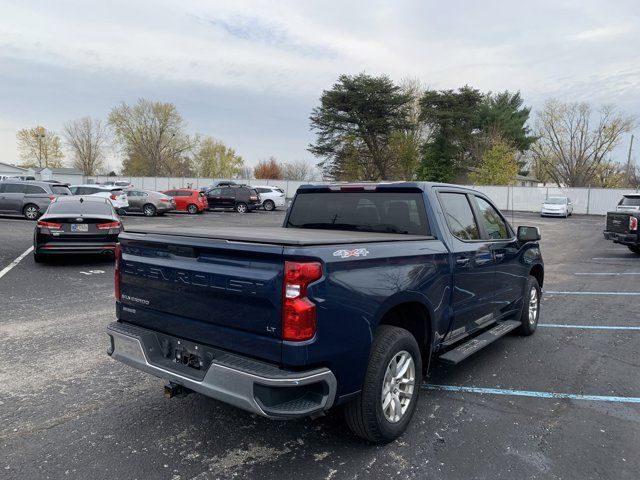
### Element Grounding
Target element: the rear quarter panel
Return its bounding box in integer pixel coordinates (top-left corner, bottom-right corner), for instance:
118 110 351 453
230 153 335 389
283 239 451 397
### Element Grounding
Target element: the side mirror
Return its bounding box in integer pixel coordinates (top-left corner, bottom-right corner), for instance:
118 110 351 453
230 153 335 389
517 225 541 242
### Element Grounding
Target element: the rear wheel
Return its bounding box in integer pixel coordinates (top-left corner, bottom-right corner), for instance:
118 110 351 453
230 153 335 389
23 204 39 220
235 202 248 214
33 252 44 263
516 275 540 336
344 325 421 444
187 204 198 214
628 245 640 255
263 200 275 211
143 204 156 217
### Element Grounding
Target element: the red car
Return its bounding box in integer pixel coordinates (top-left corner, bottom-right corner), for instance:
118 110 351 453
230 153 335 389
162 189 208 214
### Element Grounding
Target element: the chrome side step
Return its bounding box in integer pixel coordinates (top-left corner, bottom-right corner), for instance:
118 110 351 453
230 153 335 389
438 320 521 365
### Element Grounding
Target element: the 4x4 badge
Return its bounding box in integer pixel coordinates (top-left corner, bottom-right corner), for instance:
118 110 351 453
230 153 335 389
333 248 370 258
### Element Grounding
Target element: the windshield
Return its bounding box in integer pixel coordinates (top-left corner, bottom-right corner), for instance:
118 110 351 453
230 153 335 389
620 196 640 206
545 197 567 205
286 192 430 235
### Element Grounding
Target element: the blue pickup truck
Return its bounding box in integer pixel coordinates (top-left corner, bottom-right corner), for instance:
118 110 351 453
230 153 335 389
107 182 544 443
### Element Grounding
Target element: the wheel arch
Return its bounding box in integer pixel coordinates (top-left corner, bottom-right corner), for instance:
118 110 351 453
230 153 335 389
530 263 544 288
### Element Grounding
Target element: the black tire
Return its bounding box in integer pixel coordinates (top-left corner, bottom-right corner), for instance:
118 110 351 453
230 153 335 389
143 204 156 217
627 245 640 255
515 275 541 336
344 325 422 444
235 202 248 214
187 204 198 215
23 204 40 220
263 200 275 211
33 252 44 263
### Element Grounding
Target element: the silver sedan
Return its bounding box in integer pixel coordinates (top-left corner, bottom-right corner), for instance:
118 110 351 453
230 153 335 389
124 189 176 216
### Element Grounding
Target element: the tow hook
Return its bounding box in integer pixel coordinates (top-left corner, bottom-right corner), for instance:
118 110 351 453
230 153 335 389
164 381 192 398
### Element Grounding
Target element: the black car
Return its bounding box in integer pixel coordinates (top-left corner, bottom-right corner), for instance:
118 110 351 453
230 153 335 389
205 186 261 213
33 196 123 262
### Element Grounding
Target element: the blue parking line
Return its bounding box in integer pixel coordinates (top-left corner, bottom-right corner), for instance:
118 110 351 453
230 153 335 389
544 291 640 295
538 324 640 330
423 384 640 403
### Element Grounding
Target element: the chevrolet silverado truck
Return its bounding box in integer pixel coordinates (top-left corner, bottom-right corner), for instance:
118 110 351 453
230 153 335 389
107 182 544 443
604 209 640 254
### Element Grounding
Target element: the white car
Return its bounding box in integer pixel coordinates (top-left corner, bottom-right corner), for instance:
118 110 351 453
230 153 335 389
541 196 573 217
69 184 129 211
251 186 286 211
616 194 640 213
101 180 134 189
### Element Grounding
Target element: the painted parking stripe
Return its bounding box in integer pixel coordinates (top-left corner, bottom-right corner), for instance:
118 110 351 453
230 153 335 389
423 384 640 404
592 257 633 260
0 246 34 280
574 272 640 276
538 324 640 331
544 291 640 295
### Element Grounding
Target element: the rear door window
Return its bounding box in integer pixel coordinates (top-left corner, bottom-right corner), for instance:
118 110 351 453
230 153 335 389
26 185 46 194
439 193 480 241
621 196 640 206
51 185 72 195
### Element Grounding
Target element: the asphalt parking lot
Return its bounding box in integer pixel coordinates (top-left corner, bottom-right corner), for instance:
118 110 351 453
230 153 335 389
1 210 639 479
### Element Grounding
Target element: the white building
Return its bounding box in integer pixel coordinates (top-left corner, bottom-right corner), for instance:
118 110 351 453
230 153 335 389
0 162 35 179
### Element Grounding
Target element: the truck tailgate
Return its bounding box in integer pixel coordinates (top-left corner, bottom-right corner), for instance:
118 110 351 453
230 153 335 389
117 232 285 363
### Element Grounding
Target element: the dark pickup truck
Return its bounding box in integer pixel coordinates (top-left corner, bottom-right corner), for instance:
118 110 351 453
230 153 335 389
107 182 544 443
603 211 640 254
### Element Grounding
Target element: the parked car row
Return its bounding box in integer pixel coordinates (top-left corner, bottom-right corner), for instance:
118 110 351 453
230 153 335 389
0 179 288 219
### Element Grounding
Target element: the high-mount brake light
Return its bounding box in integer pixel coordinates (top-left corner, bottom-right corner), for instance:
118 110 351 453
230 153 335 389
97 221 121 230
282 261 322 341
114 243 122 301
630 216 638 231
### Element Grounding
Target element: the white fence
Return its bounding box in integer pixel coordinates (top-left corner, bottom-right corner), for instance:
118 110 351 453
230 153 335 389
83 175 639 216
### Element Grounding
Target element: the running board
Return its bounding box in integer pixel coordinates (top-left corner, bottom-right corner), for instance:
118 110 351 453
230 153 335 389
438 320 521 365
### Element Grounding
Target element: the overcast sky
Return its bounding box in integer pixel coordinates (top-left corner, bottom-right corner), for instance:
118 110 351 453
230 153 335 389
1 0 639 171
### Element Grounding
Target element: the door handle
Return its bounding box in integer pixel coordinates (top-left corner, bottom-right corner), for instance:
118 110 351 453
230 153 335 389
456 257 470 266
494 252 505 260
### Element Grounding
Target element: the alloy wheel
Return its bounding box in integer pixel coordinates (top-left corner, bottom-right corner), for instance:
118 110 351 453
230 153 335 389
381 350 415 423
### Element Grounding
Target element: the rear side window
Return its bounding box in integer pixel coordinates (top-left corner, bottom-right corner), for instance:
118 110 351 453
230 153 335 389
177 191 191 197
26 185 46 194
51 185 72 195
474 196 509 240
286 192 429 235
4 183 26 193
439 193 480 240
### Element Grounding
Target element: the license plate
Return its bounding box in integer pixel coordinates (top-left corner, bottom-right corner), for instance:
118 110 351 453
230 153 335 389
71 224 88 232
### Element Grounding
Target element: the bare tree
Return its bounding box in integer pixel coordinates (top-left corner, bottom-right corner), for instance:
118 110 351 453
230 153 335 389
532 100 635 186
282 160 316 181
16 126 65 168
63 117 108 175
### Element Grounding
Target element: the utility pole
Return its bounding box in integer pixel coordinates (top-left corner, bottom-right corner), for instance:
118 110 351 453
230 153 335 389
626 134 635 186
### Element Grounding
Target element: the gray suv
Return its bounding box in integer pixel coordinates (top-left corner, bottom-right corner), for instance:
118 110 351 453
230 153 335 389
0 180 72 219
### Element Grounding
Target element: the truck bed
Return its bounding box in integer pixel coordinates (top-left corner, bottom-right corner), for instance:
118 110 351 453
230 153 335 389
122 226 434 246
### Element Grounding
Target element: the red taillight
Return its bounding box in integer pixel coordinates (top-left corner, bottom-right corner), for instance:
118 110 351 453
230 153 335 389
97 221 121 230
630 216 638 231
114 243 121 301
49 195 56 201
37 220 62 229
110 194 117 200
250 195 258 201
282 261 322 341
160 198 170 203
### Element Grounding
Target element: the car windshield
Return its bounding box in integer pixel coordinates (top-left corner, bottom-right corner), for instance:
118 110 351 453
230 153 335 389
545 197 567 204
620 196 640 206
286 192 430 235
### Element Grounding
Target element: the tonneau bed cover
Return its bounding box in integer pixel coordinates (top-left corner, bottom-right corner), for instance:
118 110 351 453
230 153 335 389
122 226 434 246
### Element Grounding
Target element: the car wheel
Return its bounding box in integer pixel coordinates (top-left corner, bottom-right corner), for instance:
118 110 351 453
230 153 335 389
627 245 640 255
143 204 156 217
23 204 40 220
344 325 422 444
235 202 248 214
187 204 198 214
263 200 275 211
33 252 44 263
515 275 541 336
